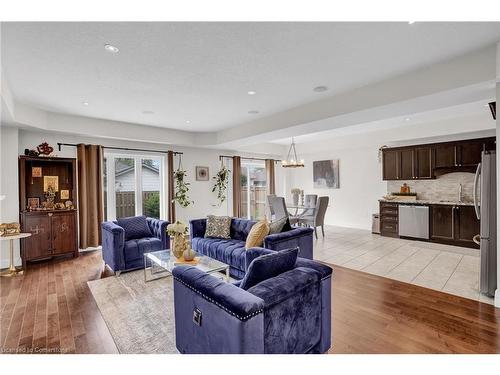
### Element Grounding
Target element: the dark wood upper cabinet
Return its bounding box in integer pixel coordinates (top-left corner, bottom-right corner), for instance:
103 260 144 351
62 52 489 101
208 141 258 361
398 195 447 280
382 137 495 180
414 147 433 179
399 149 414 180
434 144 456 169
382 150 399 180
457 141 484 166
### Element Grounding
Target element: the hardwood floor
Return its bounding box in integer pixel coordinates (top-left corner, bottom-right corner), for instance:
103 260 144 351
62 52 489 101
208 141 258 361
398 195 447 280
1 250 499 354
329 265 499 354
0 251 117 354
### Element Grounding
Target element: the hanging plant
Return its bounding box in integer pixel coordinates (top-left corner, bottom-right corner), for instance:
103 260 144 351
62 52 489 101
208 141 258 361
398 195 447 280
212 164 230 205
172 155 193 207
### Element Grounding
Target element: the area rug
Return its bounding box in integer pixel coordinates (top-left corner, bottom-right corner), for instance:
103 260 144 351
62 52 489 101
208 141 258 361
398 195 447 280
87 271 178 354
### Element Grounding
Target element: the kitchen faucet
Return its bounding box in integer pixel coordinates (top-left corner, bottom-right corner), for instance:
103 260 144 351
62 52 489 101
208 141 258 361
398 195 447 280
458 183 463 203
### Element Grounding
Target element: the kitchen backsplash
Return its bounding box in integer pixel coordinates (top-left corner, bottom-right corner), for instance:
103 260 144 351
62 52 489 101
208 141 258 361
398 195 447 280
387 172 475 202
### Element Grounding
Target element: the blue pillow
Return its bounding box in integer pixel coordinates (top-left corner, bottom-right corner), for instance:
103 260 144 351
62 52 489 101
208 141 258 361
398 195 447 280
117 216 153 241
239 247 298 290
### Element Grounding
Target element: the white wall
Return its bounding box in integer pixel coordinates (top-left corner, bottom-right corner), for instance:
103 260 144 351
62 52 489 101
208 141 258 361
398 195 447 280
287 145 386 230
17 129 282 226
0 125 20 267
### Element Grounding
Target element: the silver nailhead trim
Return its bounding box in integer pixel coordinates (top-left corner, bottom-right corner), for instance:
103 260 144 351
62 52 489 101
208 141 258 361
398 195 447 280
173 276 263 321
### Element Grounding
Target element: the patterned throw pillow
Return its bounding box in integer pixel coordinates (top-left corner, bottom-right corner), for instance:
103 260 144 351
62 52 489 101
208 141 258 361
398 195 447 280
117 215 153 241
245 220 270 249
204 215 232 239
268 216 288 234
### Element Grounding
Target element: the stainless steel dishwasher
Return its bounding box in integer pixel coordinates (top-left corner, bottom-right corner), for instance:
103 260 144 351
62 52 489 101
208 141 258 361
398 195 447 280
398 205 429 239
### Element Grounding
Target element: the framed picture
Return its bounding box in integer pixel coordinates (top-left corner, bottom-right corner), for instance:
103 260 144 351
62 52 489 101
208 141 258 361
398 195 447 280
32 167 42 177
43 175 59 192
313 160 340 189
27 197 40 210
60 189 70 199
196 166 209 181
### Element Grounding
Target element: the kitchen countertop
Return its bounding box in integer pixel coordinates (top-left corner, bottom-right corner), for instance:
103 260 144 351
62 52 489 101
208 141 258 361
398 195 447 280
379 198 475 207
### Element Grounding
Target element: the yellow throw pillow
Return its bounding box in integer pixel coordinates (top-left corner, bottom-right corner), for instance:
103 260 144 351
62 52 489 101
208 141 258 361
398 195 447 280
245 220 270 249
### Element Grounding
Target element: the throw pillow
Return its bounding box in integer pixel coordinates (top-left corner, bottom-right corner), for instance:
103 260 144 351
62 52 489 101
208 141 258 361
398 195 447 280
245 220 270 249
281 217 293 232
268 216 288 234
204 215 232 239
117 216 153 241
239 247 299 290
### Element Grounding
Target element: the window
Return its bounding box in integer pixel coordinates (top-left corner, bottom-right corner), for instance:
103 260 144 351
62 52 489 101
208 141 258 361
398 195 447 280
240 160 267 220
104 153 165 221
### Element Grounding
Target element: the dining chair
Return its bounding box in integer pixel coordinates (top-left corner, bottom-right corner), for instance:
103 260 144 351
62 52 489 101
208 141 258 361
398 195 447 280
299 194 318 217
267 194 277 220
298 196 329 238
268 196 299 225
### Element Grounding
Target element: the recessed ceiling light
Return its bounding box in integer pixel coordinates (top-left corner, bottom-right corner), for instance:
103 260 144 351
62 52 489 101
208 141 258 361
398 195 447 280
185 120 191 124
313 86 328 93
405 118 411 121
248 110 259 115
104 44 119 53
142 110 154 115
247 91 257 95
82 101 89 106
408 21 416 25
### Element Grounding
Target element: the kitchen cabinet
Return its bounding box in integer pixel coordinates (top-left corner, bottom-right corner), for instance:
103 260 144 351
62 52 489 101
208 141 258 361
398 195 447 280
430 205 454 240
414 146 433 179
382 137 495 180
399 149 414 180
382 150 399 180
434 144 456 169
455 206 480 247
429 205 479 248
382 147 431 181
379 202 399 238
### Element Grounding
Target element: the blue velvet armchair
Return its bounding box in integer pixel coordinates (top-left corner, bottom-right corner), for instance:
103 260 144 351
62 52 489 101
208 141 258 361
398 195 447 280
172 247 332 354
101 216 169 274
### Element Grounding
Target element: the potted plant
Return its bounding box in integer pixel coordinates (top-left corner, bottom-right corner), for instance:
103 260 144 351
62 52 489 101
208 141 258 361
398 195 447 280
212 165 230 205
167 220 189 258
173 168 193 208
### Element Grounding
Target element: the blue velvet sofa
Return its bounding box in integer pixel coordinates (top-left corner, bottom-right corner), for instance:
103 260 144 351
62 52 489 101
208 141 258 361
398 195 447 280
101 216 169 274
172 247 332 354
190 217 314 279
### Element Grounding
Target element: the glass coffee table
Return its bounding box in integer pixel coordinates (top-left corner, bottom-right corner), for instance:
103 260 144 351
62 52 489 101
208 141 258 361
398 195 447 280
144 249 230 282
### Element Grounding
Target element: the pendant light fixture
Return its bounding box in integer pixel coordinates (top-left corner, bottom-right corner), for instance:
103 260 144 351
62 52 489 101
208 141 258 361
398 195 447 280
281 137 304 168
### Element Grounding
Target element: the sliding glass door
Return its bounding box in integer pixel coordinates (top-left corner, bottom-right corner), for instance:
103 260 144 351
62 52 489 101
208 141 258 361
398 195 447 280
104 153 165 221
240 160 267 220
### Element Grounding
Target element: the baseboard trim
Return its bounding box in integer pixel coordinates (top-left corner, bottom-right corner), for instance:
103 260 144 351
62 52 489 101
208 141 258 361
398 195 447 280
495 289 500 308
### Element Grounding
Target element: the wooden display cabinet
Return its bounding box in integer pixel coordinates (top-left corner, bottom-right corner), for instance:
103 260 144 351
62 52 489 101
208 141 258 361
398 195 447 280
18 156 78 269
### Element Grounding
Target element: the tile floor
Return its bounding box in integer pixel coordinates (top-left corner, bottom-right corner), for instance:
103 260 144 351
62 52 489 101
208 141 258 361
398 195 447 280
314 225 495 305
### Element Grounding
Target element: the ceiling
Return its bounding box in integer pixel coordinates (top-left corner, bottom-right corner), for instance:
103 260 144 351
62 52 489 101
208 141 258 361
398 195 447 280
2 22 500 134
271 100 495 146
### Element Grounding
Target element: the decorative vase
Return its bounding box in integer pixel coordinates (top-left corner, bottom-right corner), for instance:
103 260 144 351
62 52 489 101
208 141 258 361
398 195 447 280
292 193 299 206
183 243 196 261
171 234 186 259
